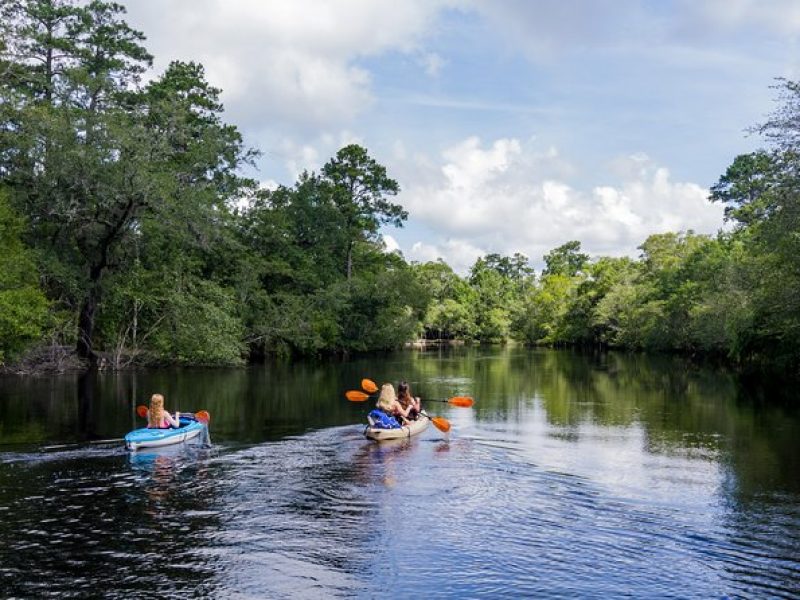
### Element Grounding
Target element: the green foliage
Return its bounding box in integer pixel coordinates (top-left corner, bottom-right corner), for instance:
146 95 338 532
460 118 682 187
542 240 589 277
337 268 426 351
414 260 477 340
236 148 416 357
320 144 405 280
514 273 576 344
425 298 476 340
709 151 777 225
567 256 637 344
469 254 533 343
1 2 254 364
704 78 800 369
149 279 244 365
0 192 49 362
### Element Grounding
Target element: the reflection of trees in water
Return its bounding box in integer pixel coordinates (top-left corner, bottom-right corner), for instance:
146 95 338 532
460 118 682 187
399 346 800 596
397 346 800 499
0 372 80 444
77 369 97 441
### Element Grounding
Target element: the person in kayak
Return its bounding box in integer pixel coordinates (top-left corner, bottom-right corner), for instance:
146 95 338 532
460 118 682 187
376 383 412 426
147 394 180 429
397 381 421 420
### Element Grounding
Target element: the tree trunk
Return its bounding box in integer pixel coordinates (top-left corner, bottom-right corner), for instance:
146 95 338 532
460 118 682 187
346 241 353 281
75 195 137 362
76 284 99 363
77 263 105 363
45 24 53 102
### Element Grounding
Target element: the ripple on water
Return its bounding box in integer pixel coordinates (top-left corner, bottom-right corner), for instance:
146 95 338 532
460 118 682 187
0 423 799 598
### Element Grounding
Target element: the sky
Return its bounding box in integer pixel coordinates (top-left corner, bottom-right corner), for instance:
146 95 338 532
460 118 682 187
121 0 800 273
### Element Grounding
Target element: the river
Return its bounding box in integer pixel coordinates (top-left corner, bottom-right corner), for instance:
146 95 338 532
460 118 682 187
0 347 798 598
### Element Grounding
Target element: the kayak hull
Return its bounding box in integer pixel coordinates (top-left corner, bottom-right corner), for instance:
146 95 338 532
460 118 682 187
125 418 205 451
365 417 429 441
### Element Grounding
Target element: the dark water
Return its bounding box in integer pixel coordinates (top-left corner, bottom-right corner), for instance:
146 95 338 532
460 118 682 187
1 348 799 598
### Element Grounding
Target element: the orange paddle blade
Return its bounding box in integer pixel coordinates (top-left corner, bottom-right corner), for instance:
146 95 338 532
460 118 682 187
430 416 451 433
136 405 148 418
449 396 474 408
195 410 210 424
346 390 371 402
361 379 379 393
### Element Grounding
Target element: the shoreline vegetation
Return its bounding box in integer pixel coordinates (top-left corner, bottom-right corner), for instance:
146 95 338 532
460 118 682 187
2 2 800 380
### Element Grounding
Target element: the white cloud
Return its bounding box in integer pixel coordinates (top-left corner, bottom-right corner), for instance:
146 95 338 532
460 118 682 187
266 131 365 180
409 239 486 274
682 0 800 36
465 0 800 62
259 179 280 192
123 0 458 131
397 138 725 272
382 234 400 253
461 0 651 62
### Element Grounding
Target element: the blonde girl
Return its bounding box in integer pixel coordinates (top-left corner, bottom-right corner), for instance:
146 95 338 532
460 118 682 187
376 383 412 426
147 393 180 429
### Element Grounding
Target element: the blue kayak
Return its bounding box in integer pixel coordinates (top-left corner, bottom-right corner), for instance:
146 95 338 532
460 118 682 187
125 417 206 451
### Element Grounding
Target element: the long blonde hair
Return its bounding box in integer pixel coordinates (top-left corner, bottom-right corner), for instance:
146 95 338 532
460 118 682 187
376 383 397 412
148 394 165 428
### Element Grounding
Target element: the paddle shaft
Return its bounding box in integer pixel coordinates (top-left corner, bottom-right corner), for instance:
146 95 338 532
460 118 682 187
136 406 210 423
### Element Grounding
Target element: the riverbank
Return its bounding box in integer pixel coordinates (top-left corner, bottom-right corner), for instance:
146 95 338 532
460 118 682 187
0 344 87 376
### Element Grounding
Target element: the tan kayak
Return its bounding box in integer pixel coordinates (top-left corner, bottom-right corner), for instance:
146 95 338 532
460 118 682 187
364 416 430 441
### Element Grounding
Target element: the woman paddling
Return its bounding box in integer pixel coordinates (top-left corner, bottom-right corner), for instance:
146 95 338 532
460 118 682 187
397 381 421 420
146 393 180 429
376 383 412 426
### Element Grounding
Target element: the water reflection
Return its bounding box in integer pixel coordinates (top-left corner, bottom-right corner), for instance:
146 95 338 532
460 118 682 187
0 348 798 597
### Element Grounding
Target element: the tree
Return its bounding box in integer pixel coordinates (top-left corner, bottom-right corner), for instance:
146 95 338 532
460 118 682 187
542 240 589 277
2 0 154 360
241 173 346 295
754 78 800 152
1 3 254 363
469 255 529 342
320 144 405 280
561 256 636 345
426 299 476 340
513 273 574 344
709 151 777 225
413 260 476 339
709 78 800 370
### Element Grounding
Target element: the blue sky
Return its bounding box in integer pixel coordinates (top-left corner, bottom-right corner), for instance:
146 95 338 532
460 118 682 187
122 0 800 272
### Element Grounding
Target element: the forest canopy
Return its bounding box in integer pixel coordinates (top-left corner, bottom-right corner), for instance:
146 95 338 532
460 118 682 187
1 1 799 374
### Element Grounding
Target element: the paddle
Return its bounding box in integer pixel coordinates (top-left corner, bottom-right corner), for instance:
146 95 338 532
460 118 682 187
361 378 379 393
345 390 473 407
136 405 211 424
420 410 451 433
348 378 455 433
426 396 474 407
